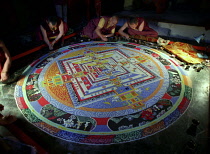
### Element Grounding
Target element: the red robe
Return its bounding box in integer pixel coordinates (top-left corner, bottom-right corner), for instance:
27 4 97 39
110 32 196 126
81 16 116 39
37 17 68 41
127 17 158 37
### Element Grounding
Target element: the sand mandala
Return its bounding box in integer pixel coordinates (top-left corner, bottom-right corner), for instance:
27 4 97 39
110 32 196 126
15 42 192 145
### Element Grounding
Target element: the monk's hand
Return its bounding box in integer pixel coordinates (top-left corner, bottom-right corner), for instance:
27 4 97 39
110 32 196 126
125 34 130 39
101 35 108 41
0 72 9 82
102 37 108 42
49 44 53 50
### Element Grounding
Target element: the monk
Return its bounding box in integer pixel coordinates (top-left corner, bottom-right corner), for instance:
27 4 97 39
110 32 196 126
38 16 68 50
0 40 11 82
118 17 158 39
81 16 118 41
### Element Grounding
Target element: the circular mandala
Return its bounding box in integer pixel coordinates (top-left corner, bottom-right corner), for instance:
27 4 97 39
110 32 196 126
15 42 192 145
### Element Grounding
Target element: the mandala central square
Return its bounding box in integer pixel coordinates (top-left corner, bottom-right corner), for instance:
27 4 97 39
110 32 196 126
56 48 161 108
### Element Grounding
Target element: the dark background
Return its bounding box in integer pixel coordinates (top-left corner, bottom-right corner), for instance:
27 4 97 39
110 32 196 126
0 0 125 38
0 0 209 57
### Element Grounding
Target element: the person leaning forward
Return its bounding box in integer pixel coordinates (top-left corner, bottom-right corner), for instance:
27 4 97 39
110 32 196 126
118 17 158 39
81 16 119 42
37 16 68 50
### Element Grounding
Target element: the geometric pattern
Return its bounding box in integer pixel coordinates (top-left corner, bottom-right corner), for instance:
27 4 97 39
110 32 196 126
15 42 192 145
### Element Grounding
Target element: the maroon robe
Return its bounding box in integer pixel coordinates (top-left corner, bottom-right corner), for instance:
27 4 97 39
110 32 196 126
81 16 116 39
127 17 158 37
37 17 68 41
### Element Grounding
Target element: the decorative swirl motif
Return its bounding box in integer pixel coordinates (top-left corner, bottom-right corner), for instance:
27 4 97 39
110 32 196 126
142 121 165 137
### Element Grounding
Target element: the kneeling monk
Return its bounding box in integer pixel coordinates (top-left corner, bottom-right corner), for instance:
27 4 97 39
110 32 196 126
118 17 158 39
81 16 118 41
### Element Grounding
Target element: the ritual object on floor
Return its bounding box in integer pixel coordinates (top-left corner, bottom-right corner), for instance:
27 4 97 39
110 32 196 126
163 42 207 64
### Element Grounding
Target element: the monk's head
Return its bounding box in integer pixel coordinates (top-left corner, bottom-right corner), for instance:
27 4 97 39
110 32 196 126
47 16 58 31
128 17 138 29
109 16 119 26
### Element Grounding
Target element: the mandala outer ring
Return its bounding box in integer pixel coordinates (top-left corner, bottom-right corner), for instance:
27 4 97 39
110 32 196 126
14 42 192 145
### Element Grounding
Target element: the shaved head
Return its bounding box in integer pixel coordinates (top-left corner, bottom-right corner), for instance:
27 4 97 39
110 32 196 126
110 16 119 26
